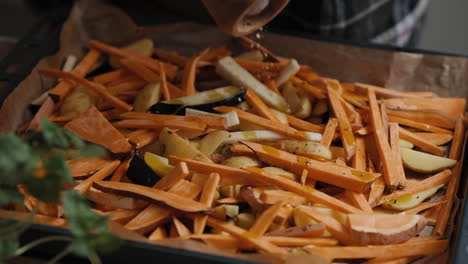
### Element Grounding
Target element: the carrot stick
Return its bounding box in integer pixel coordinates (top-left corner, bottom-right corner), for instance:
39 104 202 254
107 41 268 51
39 69 133 112
230 144 256 157
158 62 170 100
125 204 172 234
126 129 159 149
290 76 327 99
387 115 452 134
27 96 55 130
368 88 402 188
321 118 338 148
168 179 202 199
412 133 453 146
182 49 208 95
110 157 132 182
380 103 389 138
244 167 362 214
242 141 378 194
169 156 260 186
389 122 406 186
368 177 385 207
113 119 206 133
399 199 447 215
329 86 356 160
264 79 281 95
249 202 284 237
286 114 325 133
172 216 192 237
49 49 101 100
194 173 220 235
89 40 178 79
387 109 455 129
48 115 76 123
65 107 133 153
379 169 452 204
260 190 306 206
120 112 226 130
398 127 445 156
201 215 287 257
93 68 129 84
154 162 189 191
382 98 466 119
106 209 141 225
306 239 448 260
297 206 351 244
74 160 121 194
214 106 306 140
244 89 281 122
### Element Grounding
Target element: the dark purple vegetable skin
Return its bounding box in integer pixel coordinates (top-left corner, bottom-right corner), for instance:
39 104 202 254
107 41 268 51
126 155 159 187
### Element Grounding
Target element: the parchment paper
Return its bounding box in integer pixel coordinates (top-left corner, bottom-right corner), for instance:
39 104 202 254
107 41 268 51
0 0 466 263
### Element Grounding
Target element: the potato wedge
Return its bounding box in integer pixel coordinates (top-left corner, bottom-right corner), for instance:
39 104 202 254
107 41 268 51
272 140 332 160
312 99 328 116
59 86 98 116
211 205 239 220
400 148 456 173
144 152 174 176
399 139 414 149
199 130 230 156
281 81 312 119
261 167 297 181
235 212 256 229
159 128 212 162
133 82 161 112
109 38 154 68
221 156 262 169
382 184 444 211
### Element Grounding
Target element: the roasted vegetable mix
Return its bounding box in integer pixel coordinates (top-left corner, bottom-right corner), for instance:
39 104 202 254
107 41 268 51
6 35 467 263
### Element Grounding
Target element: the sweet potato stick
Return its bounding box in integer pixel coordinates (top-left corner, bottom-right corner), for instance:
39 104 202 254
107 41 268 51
120 112 226 130
244 167 362 214
306 239 448 260
382 98 466 119
168 180 202 199
399 200 447 215
154 162 189 191
125 204 172 234
39 69 133 111
27 96 55 130
127 129 159 149
194 173 220 234
380 103 389 139
110 157 132 182
368 177 385 207
92 180 208 212
249 202 284 237
321 118 338 148
368 88 402 188
434 116 466 236
264 79 281 95
389 122 406 186
190 234 338 247
49 49 101 99
74 160 121 194
120 58 159 82
328 87 356 160
169 156 260 186
398 127 445 156
413 133 453 146
181 49 207 95
354 83 423 99
230 144 256 157
379 169 452 204
67 158 112 179
290 76 327 99
387 109 455 129
387 116 452 134
113 119 206 133
153 48 189 66
148 226 168 241
297 206 351 244
236 36 287 63
93 68 129 84
345 191 373 215
89 40 177 79
286 114 325 133
201 215 287 257
172 216 192 237
244 89 281 122
158 62 170 100
242 141 378 193
214 106 307 140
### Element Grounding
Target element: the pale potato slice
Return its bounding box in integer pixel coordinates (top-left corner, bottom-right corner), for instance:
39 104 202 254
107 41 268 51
275 59 300 87
312 99 328 116
236 50 264 61
400 148 456 173
262 167 297 181
222 156 262 169
399 139 414 149
236 213 256 229
382 184 444 211
59 86 98 116
159 128 212 162
110 38 154 68
270 108 289 125
211 205 239 220
219 185 242 198
293 206 347 237
272 140 332 160
347 214 427 245
133 82 161 112
281 81 312 119
143 152 174 176
199 130 230 156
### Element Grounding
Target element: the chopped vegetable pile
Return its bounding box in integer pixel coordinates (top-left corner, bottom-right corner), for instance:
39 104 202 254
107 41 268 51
8 35 467 262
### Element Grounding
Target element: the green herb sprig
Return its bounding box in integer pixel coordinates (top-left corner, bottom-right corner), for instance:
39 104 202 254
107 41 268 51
0 120 121 263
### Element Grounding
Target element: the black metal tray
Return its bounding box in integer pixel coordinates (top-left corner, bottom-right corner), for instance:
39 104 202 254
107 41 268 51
0 2 467 263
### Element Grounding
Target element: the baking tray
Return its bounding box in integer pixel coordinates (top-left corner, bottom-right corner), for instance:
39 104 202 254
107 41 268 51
0 1 467 263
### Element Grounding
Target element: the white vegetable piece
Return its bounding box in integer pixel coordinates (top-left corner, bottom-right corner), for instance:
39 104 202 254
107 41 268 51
159 128 212 163
399 139 414 149
185 108 240 129
222 156 262 169
224 130 322 144
167 86 241 106
272 140 332 160
110 38 154 68
281 81 312 119
270 108 289 125
216 56 290 113
133 82 161 112
199 130 230 156
275 59 300 87
62 55 78 72
382 184 444 211
400 148 456 173
236 50 264 61
144 152 174 176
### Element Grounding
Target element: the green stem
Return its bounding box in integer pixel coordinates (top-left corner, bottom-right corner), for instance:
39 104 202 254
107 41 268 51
47 246 72 264
14 236 72 256
88 251 102 264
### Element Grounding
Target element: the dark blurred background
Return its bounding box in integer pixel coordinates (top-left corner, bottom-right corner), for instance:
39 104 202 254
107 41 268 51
0 0 467 60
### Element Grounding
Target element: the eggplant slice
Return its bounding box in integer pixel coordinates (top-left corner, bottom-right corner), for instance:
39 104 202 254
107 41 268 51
126 155 160 187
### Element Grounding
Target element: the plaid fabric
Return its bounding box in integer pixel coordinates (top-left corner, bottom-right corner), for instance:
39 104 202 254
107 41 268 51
268 0 430 47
